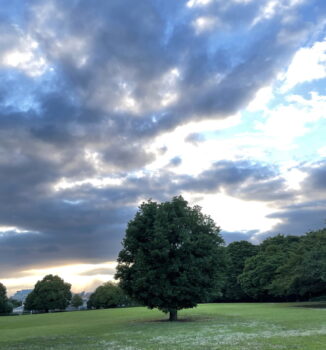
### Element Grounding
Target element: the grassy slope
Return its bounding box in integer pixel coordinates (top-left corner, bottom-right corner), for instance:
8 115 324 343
0 303 325 350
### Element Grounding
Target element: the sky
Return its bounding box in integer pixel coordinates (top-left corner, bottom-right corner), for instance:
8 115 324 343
0 0 325 296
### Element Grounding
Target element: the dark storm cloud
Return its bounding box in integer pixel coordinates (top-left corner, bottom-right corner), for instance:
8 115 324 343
179 160 295 202
249 161 326 242
0 0 325 277
301 160 326 192
25 0 322 135
261 200 326 237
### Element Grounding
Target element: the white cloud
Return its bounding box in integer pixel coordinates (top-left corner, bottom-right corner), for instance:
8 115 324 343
252 0 280 26
147 114 242 176
252 0 307 27
318 146 326 157
193 192 281 232
281 39 326 91
0 226 34 234
1 36 48 77
54 176 124 191
282 166 307 190
193 16 218 34
247 86 274 111
254 92 326 148
186 0 213 8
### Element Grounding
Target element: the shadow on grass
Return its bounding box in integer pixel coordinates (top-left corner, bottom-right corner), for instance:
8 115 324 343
141 314 238 324
146 317 211 323
292 302 326 309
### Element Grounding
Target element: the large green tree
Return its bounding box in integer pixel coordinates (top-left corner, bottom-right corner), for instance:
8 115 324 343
24 275 72 313
0 283 13 314
115 196 225 321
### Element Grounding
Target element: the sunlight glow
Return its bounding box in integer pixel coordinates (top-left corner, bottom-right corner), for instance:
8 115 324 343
194 193 281 232
3 261 117 296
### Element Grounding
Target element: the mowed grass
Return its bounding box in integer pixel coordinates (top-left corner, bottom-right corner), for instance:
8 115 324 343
0 303 325 350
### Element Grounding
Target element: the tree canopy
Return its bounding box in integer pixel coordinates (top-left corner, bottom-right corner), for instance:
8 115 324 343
222 240 259 301
115 196 226 321
237 230 326 301
0 283 13 314
71 294 84 308
87 282 130 309
24 274 72 312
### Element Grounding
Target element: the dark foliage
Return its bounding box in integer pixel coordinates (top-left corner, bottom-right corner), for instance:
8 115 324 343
238 229 326 301
9 298 22 308
71 294 83 308
24 274 72 312
115 196 226 320
87 282 131 309
0 283 13 314
222 241 259 301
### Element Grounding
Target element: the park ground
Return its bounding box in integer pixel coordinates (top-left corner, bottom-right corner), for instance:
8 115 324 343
0 303 325 350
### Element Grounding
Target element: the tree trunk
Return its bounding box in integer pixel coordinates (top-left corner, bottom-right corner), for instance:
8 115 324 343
169 309 177 321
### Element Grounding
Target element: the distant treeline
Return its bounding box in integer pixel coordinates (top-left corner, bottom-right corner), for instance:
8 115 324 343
217 228 326 302
0 228 325 315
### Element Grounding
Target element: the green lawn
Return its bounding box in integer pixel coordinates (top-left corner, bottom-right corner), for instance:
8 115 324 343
0 303 325 350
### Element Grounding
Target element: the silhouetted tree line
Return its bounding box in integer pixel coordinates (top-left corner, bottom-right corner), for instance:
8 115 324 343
218 228 326 302
0 225 325 315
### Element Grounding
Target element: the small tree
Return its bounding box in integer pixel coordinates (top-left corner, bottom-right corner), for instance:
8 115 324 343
9 298 22 308
24 275 72 313
87 282 128 309
71 294 83 309
115 196 225 321
0 283 13 314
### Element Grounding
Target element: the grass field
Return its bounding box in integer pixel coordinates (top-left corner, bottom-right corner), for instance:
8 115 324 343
0 303 325 350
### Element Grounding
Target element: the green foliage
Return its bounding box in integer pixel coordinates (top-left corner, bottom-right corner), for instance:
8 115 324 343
87 282 129 309
115 196 226 319
238 235 301 300
223 241 259 301
9 298 22 308
271 229 326 299
71 294 83 308
0 283 13 314
238 230 326 301
24 275 72 312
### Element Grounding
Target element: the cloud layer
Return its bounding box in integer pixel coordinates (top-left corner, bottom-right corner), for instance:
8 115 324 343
0 0 325 282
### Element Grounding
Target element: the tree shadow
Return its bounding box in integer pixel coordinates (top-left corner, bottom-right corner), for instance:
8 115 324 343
292 302 326 309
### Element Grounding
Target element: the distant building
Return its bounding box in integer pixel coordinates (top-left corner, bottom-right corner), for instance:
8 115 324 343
66 291 92 311
12 289 32 302
12 305 24 315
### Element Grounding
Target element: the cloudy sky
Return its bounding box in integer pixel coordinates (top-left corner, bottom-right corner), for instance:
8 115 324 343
0 0 325 295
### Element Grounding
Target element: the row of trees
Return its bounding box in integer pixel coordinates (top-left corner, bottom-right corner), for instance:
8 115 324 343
227 231 326 302
0 277 132 315
23 276 131 313
1 196 325 320
115 196 326 320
